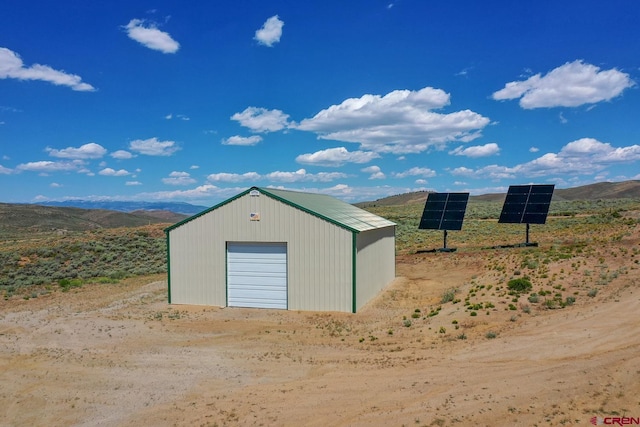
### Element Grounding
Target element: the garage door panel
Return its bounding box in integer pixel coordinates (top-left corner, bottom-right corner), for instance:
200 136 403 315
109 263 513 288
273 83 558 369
228 275 286 284
227 263 286 274
230 256 285 264
227 298 286 310
228 288 286 298
227 243 287 309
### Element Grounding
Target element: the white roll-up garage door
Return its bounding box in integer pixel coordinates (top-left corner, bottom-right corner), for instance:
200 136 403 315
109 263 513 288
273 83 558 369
227 242 288 309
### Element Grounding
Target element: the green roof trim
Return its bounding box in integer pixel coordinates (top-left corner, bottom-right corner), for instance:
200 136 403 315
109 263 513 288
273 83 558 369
164 187 253 233
165 186 396 234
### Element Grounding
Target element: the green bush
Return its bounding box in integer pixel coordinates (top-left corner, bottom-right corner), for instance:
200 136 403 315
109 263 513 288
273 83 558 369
507 278 532 293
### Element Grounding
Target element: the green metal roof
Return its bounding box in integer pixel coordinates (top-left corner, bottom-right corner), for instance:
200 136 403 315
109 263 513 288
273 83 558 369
165 186 395 234
259 187 395 233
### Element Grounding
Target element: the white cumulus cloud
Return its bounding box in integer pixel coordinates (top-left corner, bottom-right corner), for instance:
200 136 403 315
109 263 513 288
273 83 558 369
206 169 346 183
393 167 437 179
255 15 284 47
46 142 107 159
492 60 634 109
296 87 490 154
265 168 346 183
136 184 226 203
129 137 180 156
124 19 180 54
110 150 134 160
222 135 263 146
207 172 261 183
450 137 640 180
0 47 95 91
162 171 197 185
99 168 130 176
16 160 86 173
295 147 380 167
361 165 386 180
449 142 500 158
231 107 291 133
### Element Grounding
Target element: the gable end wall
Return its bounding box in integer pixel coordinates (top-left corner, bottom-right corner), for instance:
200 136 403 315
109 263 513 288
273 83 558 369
168 192 354 312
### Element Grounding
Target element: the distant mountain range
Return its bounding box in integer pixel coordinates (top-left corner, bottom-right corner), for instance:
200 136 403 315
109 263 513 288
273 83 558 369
356 180 640 207
35 180 640 214
2 180 639 234
37 200 208 215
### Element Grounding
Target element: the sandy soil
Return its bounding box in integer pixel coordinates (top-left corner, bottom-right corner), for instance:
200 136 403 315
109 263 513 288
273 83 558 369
1 250 639 427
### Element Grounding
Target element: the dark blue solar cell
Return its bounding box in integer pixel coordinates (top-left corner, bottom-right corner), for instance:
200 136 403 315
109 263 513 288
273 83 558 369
498 184 555 224
419 192 469 230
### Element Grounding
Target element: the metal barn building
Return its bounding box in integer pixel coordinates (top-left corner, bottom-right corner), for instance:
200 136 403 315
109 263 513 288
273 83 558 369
165 186 396 313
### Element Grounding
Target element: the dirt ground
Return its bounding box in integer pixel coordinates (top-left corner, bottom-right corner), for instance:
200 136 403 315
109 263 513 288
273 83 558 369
1 248 639 427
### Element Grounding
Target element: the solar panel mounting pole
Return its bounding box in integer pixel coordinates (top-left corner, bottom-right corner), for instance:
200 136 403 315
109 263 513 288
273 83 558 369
417 192 469 253
522 188 531 246
440 194 449 251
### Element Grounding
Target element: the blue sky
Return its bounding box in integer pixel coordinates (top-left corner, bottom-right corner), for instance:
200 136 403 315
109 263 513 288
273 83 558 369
1 1 639 205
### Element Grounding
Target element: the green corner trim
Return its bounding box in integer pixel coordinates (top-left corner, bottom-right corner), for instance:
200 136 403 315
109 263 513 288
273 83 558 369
165 230 171 304
224 241 228 307
352 231 357 314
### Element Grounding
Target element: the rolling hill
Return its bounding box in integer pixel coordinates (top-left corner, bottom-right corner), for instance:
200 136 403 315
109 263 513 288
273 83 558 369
38 200 207 215
356 180 640 207
2 180 640 235
0 203 188 235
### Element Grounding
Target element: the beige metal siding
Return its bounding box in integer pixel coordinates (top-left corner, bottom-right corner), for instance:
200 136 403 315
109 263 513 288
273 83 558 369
169 191 354 311
355 225 396 311
168 214 224 306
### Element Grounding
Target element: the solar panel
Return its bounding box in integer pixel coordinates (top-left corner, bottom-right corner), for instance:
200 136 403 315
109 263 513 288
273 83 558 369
419 192 469 231
499 184 554 225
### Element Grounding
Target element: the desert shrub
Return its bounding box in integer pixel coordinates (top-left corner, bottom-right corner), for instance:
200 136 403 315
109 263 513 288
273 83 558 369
507 278 532 293
441 288 457 304
0 226 167 288
521 258 539 270
427 307 441 317
58 278 82 292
